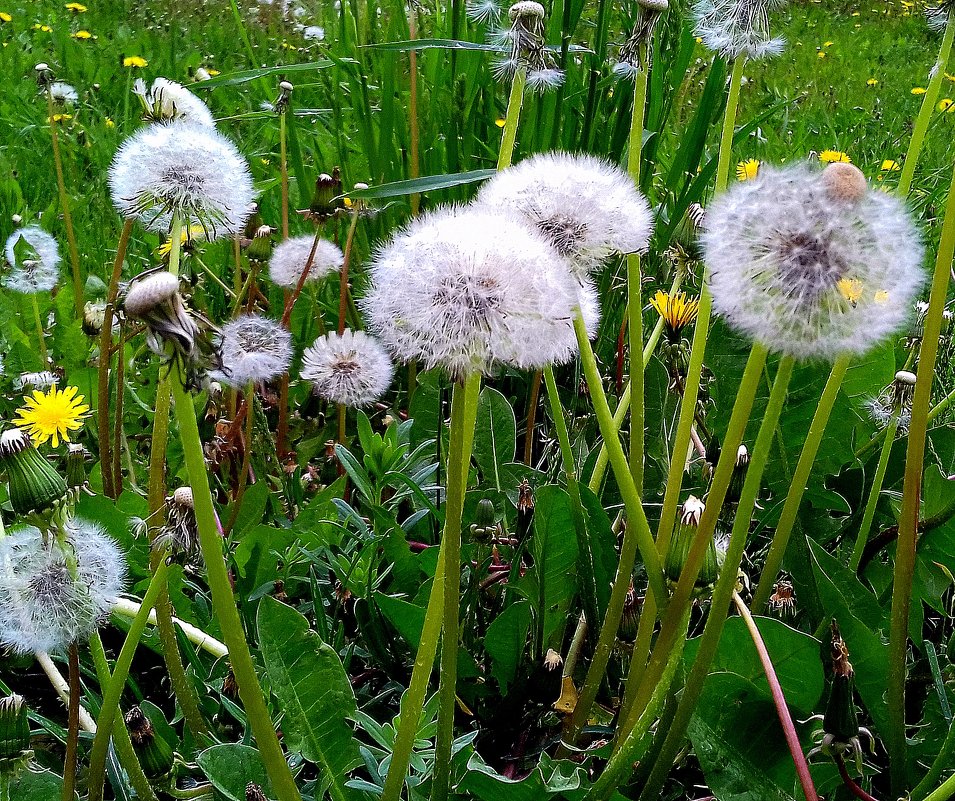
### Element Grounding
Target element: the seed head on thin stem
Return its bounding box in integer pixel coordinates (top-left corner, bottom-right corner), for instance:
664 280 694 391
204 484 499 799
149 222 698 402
133 78 215 127
301 329 394 407
213 314 293 388
691 0 786 60
3 226 60 294
268 234 344 288
493 1 564 91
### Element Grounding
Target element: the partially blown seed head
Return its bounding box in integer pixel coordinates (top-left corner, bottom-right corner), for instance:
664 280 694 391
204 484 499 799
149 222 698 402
49 81 78 105
301 329 394 407
109 121 255 239
268 234 344 288
3 226 61 294
691 0 785 60
475 152 652 277
702 161 925 361
133 78 215 127
214 314 293 387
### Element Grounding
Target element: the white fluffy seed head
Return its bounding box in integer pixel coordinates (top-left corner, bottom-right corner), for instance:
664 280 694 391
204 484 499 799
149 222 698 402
0 523 126 654
474 152 653 278
268 234 344 288
301 329 394 407
109 120 256 240
691 0 785 60
362 206 588 380
133 78 215 127
49 81 78 105
3 226 61 294
702 162 925 361
214 314 293 387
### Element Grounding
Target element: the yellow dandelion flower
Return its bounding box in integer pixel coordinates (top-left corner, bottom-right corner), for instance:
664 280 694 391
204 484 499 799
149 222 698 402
47 113 72 123
837 278 864 305
105 116 114 127
819 149 851 164
206 68 220 76
494 118 506 128
651 290 700 340
736 159 760 181
33 23 52 31
881 159 901 172
946 73 955 82
940 98 954 112
0 12 11 22
866 78 879 86
912 87 927 95
71 29 93 38
158 225 205 257
817 51 826 59
874 290 889 304
824 40 834 47
64 2 87 11
14 386 90 447
123 55 147 67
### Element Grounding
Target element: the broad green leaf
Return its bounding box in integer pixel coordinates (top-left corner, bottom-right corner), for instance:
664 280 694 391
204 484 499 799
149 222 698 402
579 485 618 622
197 744 274 800
459 752 587 801
530 486 579 652
807 539 885 632
12 769 74 800
484 601 532 694
346 169 495 200
375 591 426 649
472 387 517 489
684 615 824 713
256 597 364 800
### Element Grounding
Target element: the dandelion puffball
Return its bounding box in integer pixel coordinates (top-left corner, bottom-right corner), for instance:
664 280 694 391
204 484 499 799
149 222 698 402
474 152 653 277
301 329 394 407
268 234 344 288
109 120 255 239
133 77 215 127
214 313 293 387
691 0 785 60
702 161 925 361
362 207 586 380
3 226 61 294
0 522 126 654
49 81 78 105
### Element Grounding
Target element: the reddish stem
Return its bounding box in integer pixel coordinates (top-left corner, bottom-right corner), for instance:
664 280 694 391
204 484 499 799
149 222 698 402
835 754 880 801
732 592 820 801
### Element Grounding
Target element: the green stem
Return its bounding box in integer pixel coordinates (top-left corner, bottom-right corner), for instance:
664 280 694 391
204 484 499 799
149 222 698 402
654 56 745 556
280 111 289 240
922 771 955 801
47 89 83 314
636 356 794 801
0 775 9 801
223 384 256 538
431 374 481 801
752 354 851 610
171 374 302 801
849 413 900 571
621 344 769 738
888 151 955 795
497 69 527 170
88 633 160 801
913 715 955 800
586 606 690 801
898 11 955 198
627 59 649 493
87 560 171 801
565 314 669 745
30 295 47 363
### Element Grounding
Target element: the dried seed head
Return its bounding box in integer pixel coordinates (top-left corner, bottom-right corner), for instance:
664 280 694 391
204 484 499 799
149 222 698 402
213 314 293 388
821 162 868 204
123 272 201 362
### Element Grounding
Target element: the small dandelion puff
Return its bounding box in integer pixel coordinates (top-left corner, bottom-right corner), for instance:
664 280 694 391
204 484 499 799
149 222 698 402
268 234 344 288
492 1 564 92
3 226 60 294
702 161 925 361
133 77 215 127
301 329 394 407
474 152 653 277
467 0 502 23
0 523 126 654
213 314 292 387
109 120 256 240
866 369 916 431
526 68 566 90
691 0 786 60
48 81 78 105
362 206 586 380
301 25 325 41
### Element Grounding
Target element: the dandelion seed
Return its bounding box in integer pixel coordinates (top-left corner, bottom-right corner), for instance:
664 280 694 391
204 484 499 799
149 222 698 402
467 0 502 23
474 152 652 277
691 0 785 60
3 226 60 294
301 329 394 407
362 206 585 380
702 161 925 361
268 234 343 288
213 314 292 387
109 120 255 239
13 386 90 448
133 77 215 127
615 0 669 76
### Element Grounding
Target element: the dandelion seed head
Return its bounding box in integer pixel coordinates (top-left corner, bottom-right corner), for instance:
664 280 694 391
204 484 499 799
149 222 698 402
475 152 653 277
109 121 255 239
702 161 925 361
3 226 60 294
133 78 215 127
15 372 58 392
526 68 566 90
301 329 394 407
362 206 586 379
492 1 564 90
49 81 78 105
691 0 785 60
214 314 292 387
268 234 344 288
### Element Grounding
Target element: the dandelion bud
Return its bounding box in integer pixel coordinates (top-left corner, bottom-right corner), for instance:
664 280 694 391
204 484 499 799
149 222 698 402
246 225 274 264
123 271 201 361
470 498 498 544
725 445 749 504
302 330 393 407
66 443 89 492
0 429 68 516
11 214 22 225
0 694 32 778
125 706 175 780
247 783 268 801
34 63 54 87
275 80 294 114
821 162 868 204
305 169 345 221
619 583 641 641
615 0 669 76
768 578 796 617
664 496 718 589
515 478 534 541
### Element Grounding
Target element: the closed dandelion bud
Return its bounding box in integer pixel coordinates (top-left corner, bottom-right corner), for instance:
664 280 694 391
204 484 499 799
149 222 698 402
516 478 534 540
470 498 498 544
66 443 89 492
665 496 718 588
0 694 32 777
725 445 749 504
306 170 345 221
246 783 268 801
123 272 201 363
34 63 54 88
619 583 641 642
274 80 293 114
0 429 68 516
125 706 175 780
245 225 274 264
